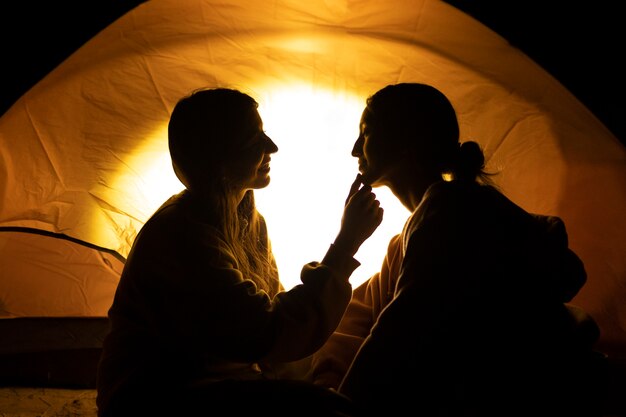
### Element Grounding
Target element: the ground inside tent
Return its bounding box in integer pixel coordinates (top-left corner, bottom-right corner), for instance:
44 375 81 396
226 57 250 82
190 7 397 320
2 371 626 417
0 388 97 417
1 318 625 417
0 318 105 416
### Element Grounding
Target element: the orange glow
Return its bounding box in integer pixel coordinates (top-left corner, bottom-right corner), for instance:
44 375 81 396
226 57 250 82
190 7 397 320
117 131 185 220
126 84 410 289
2 0 623 349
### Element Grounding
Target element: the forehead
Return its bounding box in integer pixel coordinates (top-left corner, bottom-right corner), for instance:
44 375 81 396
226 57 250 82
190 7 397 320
236 106 261 134
237 108 264 144
360 107 375 126
245 107 262 127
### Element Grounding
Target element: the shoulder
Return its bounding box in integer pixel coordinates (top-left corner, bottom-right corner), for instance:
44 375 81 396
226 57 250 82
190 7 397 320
418 180 499 212
405 181 475 230
138 192 194 240
530 214 569 245
133 192 232 260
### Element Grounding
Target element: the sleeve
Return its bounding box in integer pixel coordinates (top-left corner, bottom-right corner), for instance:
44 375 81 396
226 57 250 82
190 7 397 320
532 214 587 302
306 234 404 389
130 213 359 364
338 194 464 404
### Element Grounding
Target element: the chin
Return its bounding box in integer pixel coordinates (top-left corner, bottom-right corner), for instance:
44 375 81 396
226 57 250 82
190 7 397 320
252 176 271 189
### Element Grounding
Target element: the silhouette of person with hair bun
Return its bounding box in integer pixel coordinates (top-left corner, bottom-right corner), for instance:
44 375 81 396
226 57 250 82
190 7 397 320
308 83 605 417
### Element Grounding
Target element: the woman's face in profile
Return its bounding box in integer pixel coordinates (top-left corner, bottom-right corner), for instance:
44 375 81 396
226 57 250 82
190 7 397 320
352 107 397 187
224 108 279 192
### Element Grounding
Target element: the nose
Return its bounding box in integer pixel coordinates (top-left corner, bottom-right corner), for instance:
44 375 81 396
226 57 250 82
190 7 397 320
264 133 279 153
351 134 364 157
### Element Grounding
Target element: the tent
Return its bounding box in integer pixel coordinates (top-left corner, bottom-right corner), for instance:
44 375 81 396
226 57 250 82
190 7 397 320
1 0 624 413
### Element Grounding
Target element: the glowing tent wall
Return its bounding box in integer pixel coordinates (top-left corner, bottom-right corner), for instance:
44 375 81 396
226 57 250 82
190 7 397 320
0 0 624 357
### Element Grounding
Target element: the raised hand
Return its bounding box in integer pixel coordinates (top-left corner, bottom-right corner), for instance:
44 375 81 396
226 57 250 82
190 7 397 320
333 174 384 257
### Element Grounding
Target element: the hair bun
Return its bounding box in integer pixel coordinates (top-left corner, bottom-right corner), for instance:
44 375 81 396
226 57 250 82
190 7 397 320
456 141 485 180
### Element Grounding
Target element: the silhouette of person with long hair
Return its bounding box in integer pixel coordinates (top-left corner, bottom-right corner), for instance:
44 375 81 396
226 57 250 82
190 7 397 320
309 83 605 417
96 87 383 417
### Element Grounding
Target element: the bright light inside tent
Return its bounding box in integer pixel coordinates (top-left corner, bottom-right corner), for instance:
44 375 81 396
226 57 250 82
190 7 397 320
106 134 184 257
121 135 184 223
132 85 410 290
254 86 410 290
139 152 185 212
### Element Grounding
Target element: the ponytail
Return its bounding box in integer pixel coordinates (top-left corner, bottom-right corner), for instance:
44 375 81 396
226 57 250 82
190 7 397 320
452 141 496 186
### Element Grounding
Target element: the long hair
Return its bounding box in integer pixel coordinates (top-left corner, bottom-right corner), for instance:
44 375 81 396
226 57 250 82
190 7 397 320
367 83 495 185
168 87 279 294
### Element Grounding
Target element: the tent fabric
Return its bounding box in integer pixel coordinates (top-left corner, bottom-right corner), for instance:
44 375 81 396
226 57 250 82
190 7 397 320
0 0 625 360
